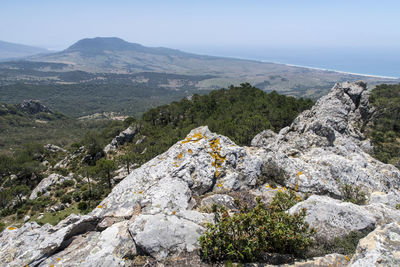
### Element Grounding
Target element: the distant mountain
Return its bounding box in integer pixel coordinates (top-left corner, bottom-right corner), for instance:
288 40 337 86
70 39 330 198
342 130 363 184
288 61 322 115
17 37 400 98
65 37 193 57
0 40 49 61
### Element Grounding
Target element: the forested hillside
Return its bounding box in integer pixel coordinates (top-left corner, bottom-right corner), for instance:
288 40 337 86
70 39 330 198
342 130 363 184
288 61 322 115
368 83 400 167
119 83 313 166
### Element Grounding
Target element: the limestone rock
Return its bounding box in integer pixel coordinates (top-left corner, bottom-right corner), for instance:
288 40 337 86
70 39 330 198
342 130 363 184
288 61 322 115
349 222 400 266
44 144 66 153
129 212 209 260
91 126 263 219
255 81 400 198
38 221 135 267
18 99 52 114
251 129 277 147
29 173 74 200
104 124 140 153
289 195 400 241
0 214 99 266
200 194 237 210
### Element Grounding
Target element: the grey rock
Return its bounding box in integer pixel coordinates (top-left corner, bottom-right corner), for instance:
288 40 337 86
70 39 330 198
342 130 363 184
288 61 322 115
289 195 400 241
135 135 146 145
91 126 263 219
23 215 30 222
350 222 400 266
38 221 135 267
129 212 207 260
30 173 73 200
251 129 277 147
54 146 84 169
256 82 400 198
44 144 66 153
200 194 237 210
369 191 400 209
104 125 140 153
18 99 52 114
0 214 99 267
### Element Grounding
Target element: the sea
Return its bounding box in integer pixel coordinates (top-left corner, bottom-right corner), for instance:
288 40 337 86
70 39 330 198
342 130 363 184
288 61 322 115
182 46 400 79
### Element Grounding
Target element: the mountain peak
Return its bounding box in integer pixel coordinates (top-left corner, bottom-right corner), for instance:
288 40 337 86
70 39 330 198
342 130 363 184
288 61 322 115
66 37 143 52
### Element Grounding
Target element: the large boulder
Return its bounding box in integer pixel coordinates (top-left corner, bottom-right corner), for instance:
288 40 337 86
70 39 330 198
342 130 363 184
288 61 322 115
288 195 400 241
349 222 400 266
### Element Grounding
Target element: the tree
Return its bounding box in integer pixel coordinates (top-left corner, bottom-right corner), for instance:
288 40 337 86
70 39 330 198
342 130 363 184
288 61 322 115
92 159 117 190
13 185 30 204
0 189 12 210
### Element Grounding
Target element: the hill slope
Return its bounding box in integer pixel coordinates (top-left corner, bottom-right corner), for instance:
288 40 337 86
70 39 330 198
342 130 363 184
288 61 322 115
0 40 48 61
28 37 398 98
1 82 400 266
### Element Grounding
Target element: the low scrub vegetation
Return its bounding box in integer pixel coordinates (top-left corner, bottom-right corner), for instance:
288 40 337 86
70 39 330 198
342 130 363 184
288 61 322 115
199 191 315 263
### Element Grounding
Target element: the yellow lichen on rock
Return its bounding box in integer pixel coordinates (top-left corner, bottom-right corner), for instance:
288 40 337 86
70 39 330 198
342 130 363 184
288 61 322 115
181 132 204 144
208 138 226 177
177 153 183 159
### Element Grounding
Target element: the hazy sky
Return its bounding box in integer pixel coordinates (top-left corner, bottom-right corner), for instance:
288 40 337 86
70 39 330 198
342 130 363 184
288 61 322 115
1 0 400 51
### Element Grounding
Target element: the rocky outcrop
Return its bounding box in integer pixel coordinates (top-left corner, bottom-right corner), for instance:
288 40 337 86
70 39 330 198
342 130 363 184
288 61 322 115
104 125 140 153
29 173 74 200
18 99 52 114
44 144 66 153
253 81 400 198
2 82 400 266
349 222 400 266
0 214 100 266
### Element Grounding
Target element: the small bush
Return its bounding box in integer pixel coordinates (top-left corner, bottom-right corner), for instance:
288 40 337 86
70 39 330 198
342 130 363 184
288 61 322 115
81 190 90 201
199 191 314 263
60 194 72 204
72 191 81 202
78 201 88 211
55 189 66 197
61 179 75 188
341 184 367 205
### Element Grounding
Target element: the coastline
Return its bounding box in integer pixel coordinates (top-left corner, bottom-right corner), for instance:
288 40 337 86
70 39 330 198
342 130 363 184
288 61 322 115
262 60 399 80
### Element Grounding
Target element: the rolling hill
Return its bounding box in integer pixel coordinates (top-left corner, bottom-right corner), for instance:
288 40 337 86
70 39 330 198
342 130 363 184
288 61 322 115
0 40 49 61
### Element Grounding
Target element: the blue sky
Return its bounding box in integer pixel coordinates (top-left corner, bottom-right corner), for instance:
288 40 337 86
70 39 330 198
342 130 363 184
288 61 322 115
1 0 400 51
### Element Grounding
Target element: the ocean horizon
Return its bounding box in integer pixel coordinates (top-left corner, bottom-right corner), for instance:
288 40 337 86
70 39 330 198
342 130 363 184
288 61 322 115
180 45 400 79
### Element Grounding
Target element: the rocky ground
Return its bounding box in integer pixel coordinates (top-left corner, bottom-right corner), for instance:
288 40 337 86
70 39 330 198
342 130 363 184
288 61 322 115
1 81 400 266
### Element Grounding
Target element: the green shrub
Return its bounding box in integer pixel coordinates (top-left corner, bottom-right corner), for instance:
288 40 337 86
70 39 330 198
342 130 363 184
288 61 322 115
72 191 81 202
55 189 66 197
396 204 400 210
78 201 88 211
61 179 75 188
341 184 367 205
81 190 90 201
199 191 314 262
60 194 72 204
